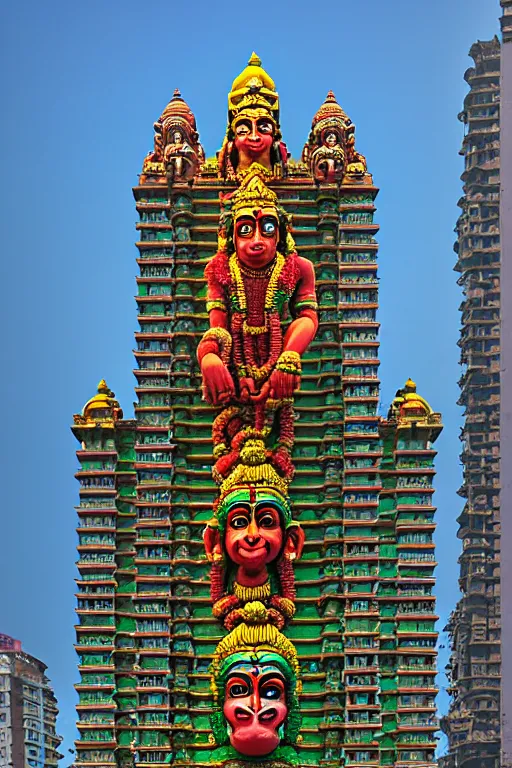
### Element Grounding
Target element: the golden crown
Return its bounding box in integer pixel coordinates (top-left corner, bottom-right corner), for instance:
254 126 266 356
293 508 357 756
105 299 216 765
231 164 279 218
217 453 290 500
210 619 300 701
228 52 279 121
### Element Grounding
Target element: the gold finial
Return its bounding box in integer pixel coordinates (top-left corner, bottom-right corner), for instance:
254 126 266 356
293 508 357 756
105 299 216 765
248 51 262 67
97 379 110 395
311 91 349 125
160 89 196 126
394 379 434 419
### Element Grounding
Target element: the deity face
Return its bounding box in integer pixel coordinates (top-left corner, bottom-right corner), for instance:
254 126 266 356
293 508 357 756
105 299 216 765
233 113 275 170
223 662 288 757
325 131 339 147
234 210 278 270
173 130 183 144
203 487 304 590
225 500 284 580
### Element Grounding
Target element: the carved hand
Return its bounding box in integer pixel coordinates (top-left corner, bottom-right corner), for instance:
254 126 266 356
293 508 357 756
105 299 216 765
201 353 235 406
238 376 258 403
269 369 300 400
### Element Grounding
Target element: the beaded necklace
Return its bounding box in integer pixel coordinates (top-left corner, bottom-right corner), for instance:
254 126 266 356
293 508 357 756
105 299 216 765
228 252 285 314
239 261 275 280
228 253 286 382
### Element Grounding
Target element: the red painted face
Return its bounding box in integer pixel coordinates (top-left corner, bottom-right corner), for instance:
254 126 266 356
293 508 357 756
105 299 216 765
223 664 288 757
225 502 284 580
234 212 278 270
234 117 274 165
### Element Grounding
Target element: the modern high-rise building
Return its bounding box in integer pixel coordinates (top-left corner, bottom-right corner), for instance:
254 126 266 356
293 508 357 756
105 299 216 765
0 633 63 768
71 57 442 768
441 36 501 768
500 1 512 764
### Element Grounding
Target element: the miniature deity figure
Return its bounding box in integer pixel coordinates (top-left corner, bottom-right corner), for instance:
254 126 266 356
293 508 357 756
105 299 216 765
218 53 288 179
302 91 367 183
203 434 304 631
197 166 318 411
209 621 301 764
308 128 345 183
142 89 204 181
163 127 199 181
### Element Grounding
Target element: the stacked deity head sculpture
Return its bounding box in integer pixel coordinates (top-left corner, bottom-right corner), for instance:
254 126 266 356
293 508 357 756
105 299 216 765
201 168 309 763
199 55 326 768
205 416 304 763
218 53 289 179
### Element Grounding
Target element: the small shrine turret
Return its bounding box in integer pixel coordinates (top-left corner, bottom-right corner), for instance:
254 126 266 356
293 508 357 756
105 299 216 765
71 379 124 760
73 379 123 431
302 90 368 183
141 89 204 183
389 377 443 440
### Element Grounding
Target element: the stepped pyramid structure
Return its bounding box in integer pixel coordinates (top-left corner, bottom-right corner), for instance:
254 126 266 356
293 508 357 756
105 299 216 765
71 55 442 768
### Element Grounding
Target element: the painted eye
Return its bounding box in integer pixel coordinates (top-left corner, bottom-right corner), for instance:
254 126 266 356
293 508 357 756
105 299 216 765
230 515 249 529
262 685 281 699
236 123 250 136
257 120 273 134
261 219 277 237
229 683 249 697
237 222 254 237
259 514 277 528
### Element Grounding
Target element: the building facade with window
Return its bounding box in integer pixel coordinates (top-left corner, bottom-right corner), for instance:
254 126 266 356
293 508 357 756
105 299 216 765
441 36 501 768
0 634 63 768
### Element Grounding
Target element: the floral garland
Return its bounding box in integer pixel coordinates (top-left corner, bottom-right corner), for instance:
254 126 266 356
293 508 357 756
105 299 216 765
228 252 285 314
205 250 300 314
205 250 299 383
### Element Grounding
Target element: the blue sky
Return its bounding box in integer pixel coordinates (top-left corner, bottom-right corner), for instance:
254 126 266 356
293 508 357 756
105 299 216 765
0 0 501 759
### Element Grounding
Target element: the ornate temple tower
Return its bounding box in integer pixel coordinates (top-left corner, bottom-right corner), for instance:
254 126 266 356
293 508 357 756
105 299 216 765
72 55 442 768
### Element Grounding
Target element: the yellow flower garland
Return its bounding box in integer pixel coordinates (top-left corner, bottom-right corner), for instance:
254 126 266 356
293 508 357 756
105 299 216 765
228 252 285 316
234 580 271 603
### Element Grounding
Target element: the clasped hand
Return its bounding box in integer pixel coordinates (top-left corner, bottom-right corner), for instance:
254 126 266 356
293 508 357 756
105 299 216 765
201 354 299 406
